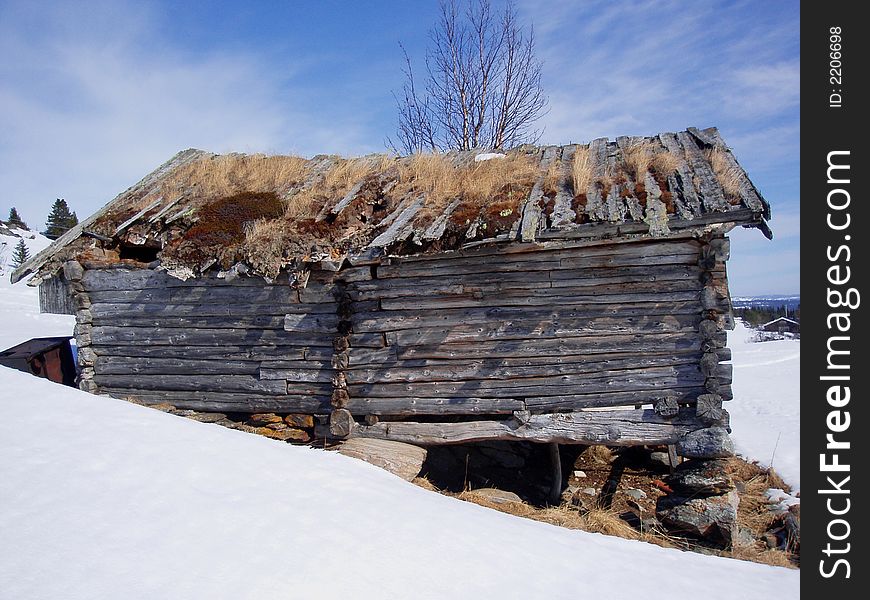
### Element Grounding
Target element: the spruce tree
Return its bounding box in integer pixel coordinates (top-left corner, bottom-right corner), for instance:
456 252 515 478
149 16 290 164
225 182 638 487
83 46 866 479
43 198 79 240
11 238 31 268
7 207 27 230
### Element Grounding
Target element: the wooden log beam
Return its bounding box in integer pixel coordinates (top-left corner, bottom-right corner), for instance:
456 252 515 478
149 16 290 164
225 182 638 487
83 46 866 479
89 344 334 362
92 374 301 395
353 408 705 445
99 388 331 413
89 326 335 347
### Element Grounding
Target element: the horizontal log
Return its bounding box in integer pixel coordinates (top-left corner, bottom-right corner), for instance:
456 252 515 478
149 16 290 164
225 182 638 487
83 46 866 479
81 269 296 291
259 368 336 383
90 344 334 362
95 356 260 375
343 353 704 384
353 408 706 445
394 333 700 361
87 286 301 306
90 326 334 347
379 291 700 312
99 388 330 413
346 387 705 416
89 314 337 332
348 365 705 399
376 240 700 278
352 301 702 335
351 264 702 296
93 374 291 395
388 315 697 346
89 300 347 319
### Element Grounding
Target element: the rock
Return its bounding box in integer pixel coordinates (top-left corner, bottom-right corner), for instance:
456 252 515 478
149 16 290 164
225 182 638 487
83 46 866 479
573 470 587 478
248 413 283 425
337 438 427 481
259 427 310 443
582 487 597 496
150 403 176 413
625 488 647 500
188 412 227 423
284 414 315 428
677 427 734 459
648 451 672 470
466 488 524 506
734 526 757 548
266 422 288 431
763 531 781 549
656 490 739 545
667 459 734 496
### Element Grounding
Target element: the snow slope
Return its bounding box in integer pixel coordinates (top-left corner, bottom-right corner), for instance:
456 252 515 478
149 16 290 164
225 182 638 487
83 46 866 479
727 321 801 490
0 279 799 599
0 369 798 600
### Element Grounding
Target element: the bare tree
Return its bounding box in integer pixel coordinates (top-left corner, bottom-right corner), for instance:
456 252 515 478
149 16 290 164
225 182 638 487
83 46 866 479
392 0 547 153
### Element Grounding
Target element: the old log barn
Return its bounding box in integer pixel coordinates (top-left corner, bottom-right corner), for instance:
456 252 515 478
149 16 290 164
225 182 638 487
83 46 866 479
14 127 770 459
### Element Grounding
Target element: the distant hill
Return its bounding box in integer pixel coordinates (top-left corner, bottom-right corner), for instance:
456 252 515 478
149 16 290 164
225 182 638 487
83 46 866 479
0 224 53 281
732 295 800 310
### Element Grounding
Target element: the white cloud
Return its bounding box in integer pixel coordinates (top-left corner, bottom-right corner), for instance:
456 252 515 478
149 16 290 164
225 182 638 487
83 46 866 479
0 2 372 227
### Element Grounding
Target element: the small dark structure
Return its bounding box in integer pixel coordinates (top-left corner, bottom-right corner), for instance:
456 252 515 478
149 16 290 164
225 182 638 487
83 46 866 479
758 317 799 336
0 337 78 386
12 127 771 459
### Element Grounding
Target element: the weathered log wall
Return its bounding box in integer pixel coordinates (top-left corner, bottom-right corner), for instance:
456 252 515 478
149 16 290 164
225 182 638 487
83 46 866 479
61 231 735 453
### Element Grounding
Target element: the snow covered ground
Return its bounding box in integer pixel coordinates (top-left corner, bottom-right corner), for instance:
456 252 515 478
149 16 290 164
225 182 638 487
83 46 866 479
0 271 799 599
728 321 801 491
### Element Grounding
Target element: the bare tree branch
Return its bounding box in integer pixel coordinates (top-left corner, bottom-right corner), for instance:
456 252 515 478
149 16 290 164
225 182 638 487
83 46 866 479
393 0 547 152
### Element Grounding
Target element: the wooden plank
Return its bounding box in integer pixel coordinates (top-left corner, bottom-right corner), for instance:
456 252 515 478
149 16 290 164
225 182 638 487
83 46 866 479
89 344 333 362
349 265 702 299
676 131 730 213
376 240 700 278
88 301 343 319
348 365 705 399
90 326 334 347
519 145 559 241
259 368 336 383
344 353 704 384
81 268 295 291
353 408 704 445
368 195 425 248
113 198 163 236
390 314 698 346
379 291 700 311
93 374 292 395
94 356 261 376
394 332 701 361
99 388 330 413
351 301 701 333
86 286 301 306
88 314 337 332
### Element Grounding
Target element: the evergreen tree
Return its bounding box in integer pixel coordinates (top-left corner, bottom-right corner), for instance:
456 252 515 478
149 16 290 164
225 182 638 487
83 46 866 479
7 207 27 230
43 198 79 240
11 238 31 268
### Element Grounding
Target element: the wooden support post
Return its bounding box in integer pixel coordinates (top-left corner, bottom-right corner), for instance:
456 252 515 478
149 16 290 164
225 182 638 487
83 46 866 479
667 444 678 473
549 442 562 505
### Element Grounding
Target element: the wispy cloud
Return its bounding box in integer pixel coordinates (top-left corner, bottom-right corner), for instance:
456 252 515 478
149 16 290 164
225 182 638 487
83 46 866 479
0 1 373 226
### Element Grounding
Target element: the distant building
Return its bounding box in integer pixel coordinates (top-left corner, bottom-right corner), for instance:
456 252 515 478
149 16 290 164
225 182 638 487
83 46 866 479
759 317 800 336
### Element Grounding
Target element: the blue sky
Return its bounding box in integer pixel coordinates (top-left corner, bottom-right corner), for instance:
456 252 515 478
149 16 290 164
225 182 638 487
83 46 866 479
0 0 799 295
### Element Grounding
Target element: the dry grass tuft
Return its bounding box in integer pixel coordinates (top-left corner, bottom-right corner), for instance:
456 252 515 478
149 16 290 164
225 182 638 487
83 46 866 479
243 218 292 279
161 154 310 204
398 151 539 215
572 145 592 193
285 155 395 219
706 147 744 201
622 140 681 182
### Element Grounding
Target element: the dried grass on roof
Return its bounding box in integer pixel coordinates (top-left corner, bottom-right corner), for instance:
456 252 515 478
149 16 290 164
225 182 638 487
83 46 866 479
572 145 591 193
622 140 681 183
706 147 744 203
162 154 311 203
285 155 396 219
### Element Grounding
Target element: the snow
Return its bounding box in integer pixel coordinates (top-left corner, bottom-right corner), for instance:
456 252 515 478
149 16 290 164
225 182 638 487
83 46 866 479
727 320 801 491
474 152 506 162
0 228 75 349
0 276 799 598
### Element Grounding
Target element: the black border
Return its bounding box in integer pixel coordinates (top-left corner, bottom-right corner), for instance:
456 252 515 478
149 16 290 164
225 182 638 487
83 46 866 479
802 2 869 594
